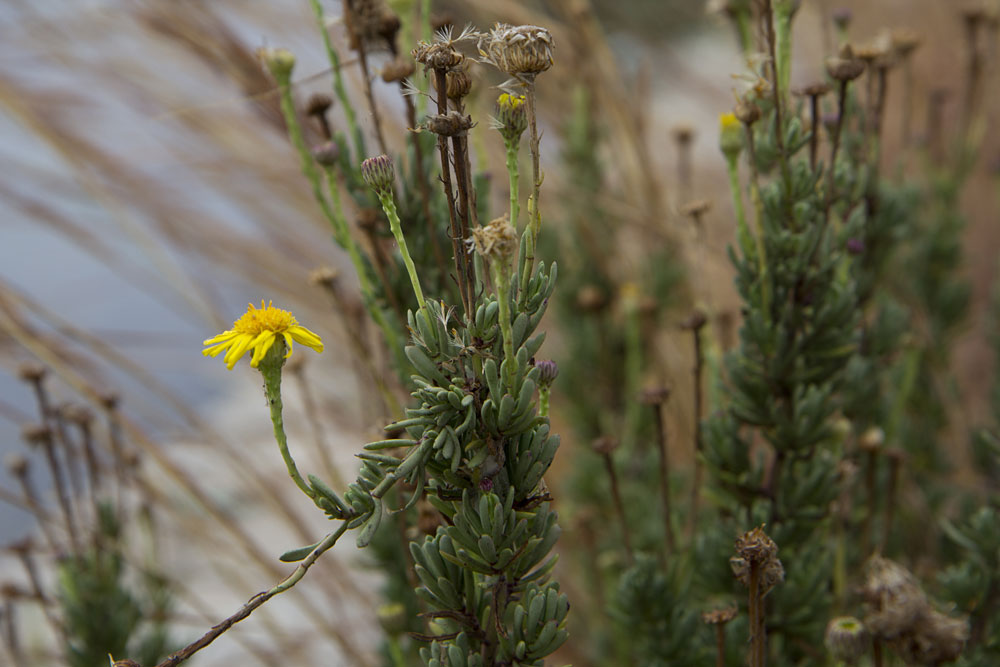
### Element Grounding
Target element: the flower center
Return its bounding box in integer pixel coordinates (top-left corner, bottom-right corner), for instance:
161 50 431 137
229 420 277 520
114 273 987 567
232 302 296 335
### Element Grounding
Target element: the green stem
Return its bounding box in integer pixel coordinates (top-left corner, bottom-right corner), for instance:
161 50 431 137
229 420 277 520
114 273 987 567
377 191 426 311
276 78 340 229
308 0 364 162
322 167 406 375
260 346 316 501
774 0 794 100
539 386 551 418
505 142 521 229
622 286 642 452
493 261 517 388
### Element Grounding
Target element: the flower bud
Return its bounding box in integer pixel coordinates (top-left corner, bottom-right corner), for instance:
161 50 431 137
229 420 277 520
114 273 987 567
495 93 528 144
259 47 296 81
719 112 743 160
311 141 340 167
535 360 559 387
825 616 870 662
361 155 395 195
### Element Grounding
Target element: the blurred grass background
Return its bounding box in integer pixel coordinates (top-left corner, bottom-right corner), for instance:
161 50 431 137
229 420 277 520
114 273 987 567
0 0 996 664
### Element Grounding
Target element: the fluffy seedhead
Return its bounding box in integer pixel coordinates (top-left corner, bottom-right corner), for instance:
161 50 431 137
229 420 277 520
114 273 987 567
478 24 554 79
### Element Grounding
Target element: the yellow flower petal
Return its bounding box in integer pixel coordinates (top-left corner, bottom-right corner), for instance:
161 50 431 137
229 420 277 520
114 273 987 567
204 301 324 370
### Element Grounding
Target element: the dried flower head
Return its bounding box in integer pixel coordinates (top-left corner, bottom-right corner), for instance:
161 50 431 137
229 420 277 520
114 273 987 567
681 198 712 220
576 285 607 312
16 363 46 382
731 525 785 596
21 424 52 447
825 616 870 662
432 66 473 100
639 385 671 406
311 141 340 167
479 24 554 78
858 426 885 452
306 93 333 117
203 301 323 370
5 453 29 477
862 556 968 663
424 111 474 137
702 605 739 625
863 556 928 638
381 57 416 83
672 123 695 145
891 28 922 58
826 45 865 82
469 216 518 264
361 154 395 195
591 436 619 455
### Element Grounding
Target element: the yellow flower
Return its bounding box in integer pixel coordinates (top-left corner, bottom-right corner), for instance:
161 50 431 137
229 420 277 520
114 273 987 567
203 301 323 370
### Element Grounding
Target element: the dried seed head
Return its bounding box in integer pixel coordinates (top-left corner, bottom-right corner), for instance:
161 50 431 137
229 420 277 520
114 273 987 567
16 363 46 383
702 605 738 625
639 385 670 406
469 216 518 264
60 403 93 427
259 47 296 81
479 24 554 78
494 93 528 144
591 436 619 456
681 198 712 220
719 112 744 159
98 391 120 410
891 28 922 58
731 525 784 595
853 39 893 67
535 360 559 387
863 556 928 638
733 98 761 126
432 66 473 100
424 111 474 136
361 154 395 195
381 57 415 83
671 123 695 146
306 93 333 118
5 453 29 477
825 617 870 662
309 266 340 288
680 310 708 331
344 0 387 50
858 426 885 452
795 81 832 98
576 285 607 312
826 45 866 82
377 9 402 45
311 141 341 167
21 424 52 447
893 607 968 664
412 41 465 71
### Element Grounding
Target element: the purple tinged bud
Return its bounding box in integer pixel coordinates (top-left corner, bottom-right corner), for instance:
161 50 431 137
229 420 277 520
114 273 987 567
312 142 340 167
479 477 494 493
847 238 865 255
361 154 395 195
535 360 559 386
